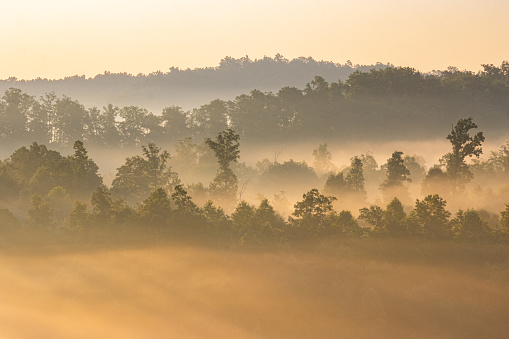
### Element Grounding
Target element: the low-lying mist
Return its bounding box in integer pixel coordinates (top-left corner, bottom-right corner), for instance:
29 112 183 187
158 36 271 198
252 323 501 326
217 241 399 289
1 239 508 339
85 135 509 217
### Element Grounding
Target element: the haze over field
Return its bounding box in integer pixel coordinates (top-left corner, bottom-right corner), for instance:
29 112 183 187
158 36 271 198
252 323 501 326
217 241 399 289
1 241 509 339
2 1 509 338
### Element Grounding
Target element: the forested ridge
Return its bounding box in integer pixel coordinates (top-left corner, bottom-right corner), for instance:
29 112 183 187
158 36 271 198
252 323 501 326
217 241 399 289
0 55 389 113
1 60 509 153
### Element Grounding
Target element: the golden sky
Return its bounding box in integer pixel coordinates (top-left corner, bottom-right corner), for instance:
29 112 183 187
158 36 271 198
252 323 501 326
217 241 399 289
2 0 508 79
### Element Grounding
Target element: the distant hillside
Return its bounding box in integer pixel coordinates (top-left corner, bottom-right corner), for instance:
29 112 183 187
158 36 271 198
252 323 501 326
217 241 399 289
1 60 508 156
0 55 391 112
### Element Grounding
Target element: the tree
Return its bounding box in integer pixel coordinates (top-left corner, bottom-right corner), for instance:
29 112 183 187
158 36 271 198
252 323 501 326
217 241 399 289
111 142 178 202
206 129 240 209
359 205 385 234
324 172 347 198
137 188 172 225
46 186 72 221
69 140 102 196
27 194 54 230
409 194 451 239
66 201 90 233
380 151 411 204
97 104 122 147
292 188 336 235
0 88 31 142
91 186 115 223
312 143 334 176
118 106 153 147
258 159 319 198
171 184 200 216
231 201 255 234
381 151 411 189
239 199 283 245
51 95 90 146
451 209 491 241
141 142 171 192
25 141 101 198
345 156 366 194
500 204 509 236
328 210 362 236
161 106 190 142
403 155 426 184
8 142 61 182
383 197 407 236
203 200 232 240
421 167 450 197
293 189 336 219
445 117 485 191
0 164 21 202
191 99 229 138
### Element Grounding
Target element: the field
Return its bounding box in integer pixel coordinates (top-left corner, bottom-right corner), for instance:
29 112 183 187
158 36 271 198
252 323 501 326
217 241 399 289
0 239 508 339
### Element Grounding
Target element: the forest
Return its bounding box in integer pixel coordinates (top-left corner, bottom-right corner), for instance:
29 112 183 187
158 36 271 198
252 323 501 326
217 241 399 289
0 55 391 113
1 60 509 154
1 115 508 247
2 61 509 339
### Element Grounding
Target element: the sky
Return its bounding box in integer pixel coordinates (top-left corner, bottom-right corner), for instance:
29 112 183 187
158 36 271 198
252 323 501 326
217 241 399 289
1 0 508 79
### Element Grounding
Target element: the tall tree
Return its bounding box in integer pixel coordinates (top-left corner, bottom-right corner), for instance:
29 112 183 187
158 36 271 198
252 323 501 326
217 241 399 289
205 129 240 209
111 142 178 202
445 117 484 191
98 104 122 147
380 151 411 204
0 88 31 142
161 106 190 142
52 96 90 146
381 151 411 189
69 140 102 196
345 156 366 197
191 99 229 138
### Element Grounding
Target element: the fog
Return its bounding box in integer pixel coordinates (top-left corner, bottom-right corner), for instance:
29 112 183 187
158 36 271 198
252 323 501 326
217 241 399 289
1 240 508 339
83 135 509 217
2 60 509 339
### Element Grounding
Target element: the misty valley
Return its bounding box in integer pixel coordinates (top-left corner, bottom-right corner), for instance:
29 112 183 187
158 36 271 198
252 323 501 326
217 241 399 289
1 62 509 338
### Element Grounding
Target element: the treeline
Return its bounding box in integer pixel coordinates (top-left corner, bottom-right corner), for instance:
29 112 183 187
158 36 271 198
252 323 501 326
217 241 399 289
0 55 389 113
1 119 509 247
1 61 509 150
1 178 509 249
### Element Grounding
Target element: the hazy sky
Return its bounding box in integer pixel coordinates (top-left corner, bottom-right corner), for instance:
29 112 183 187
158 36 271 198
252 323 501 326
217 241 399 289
2 0 508 79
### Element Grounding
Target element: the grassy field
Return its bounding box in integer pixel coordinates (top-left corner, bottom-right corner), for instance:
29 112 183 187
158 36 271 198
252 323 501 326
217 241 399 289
0 239 508 338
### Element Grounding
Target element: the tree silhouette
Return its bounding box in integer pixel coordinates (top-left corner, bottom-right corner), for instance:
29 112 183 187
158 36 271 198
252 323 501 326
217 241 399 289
206 129 240 209
445 117 484 191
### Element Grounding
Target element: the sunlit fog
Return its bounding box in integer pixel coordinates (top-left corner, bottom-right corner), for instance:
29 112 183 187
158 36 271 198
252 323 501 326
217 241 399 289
1 1 509 338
